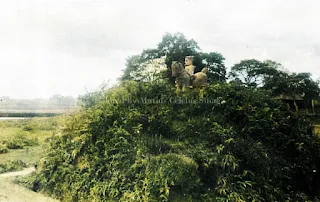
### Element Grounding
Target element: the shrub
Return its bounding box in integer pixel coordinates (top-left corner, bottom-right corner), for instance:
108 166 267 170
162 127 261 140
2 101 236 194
0 144 9 154
29 117 59 131
3 134 39 149
23 125 34 131
14 172 40 191
4 139 24 149
0 160 27 174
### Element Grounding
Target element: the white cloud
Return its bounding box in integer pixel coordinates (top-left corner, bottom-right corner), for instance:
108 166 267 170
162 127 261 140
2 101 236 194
0 0 319 98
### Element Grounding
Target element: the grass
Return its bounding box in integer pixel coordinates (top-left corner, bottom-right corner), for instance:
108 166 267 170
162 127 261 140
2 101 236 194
0 128 21 138
0 117 59 167
0 146 44 165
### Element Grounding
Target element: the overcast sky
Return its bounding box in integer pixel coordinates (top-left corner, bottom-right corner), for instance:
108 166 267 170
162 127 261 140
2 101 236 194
1 0 320 99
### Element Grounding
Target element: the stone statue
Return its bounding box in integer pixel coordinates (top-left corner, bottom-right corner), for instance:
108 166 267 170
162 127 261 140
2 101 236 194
192 67 208 88
184 56 195 76
172 61 191 92
171 61 208 92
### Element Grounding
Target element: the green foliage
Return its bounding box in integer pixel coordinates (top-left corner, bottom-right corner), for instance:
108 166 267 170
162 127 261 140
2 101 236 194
264 71 320 100
156 33 201 67
2 133 39 149
14 172 41 192
230 59 320 101
121 55 147 81
0 143 9 154
32 81 320 201
0 118 57 131
29 117 59 131
77 82 110 109
0 160 27 174
23 125 34 131
229 59 268 86
201 52 226 82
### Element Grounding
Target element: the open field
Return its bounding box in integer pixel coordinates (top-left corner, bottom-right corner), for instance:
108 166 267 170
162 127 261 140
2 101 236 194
0 117 59 165
0 117 61 201
0 146 43 165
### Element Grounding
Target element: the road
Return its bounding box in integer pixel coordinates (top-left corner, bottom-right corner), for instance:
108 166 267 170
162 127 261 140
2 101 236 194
0 167 59 202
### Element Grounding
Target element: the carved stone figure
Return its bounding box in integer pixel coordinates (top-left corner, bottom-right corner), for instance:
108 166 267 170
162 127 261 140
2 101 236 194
171 61 208 91
192 67 208 88
172 61 191 92
184 56 196 76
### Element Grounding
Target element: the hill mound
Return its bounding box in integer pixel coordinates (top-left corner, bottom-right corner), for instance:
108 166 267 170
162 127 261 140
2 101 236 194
31 81 320 201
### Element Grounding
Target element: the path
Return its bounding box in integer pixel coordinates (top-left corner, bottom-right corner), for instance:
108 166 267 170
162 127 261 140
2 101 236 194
0 167 59 202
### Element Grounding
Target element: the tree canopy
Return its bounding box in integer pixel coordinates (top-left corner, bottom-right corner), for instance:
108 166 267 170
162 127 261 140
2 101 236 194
121 32 227 83
229 59 320 101
121 32 320 101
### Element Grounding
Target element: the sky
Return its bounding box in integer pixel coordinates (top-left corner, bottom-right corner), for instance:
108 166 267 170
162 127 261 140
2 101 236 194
1 0 320 99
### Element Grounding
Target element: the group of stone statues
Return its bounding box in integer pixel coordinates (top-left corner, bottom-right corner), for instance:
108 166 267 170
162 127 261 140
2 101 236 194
171 56 208 92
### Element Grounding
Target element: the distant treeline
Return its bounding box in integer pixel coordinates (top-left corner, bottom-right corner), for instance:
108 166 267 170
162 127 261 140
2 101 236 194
0 112 62 117
0 94 78 113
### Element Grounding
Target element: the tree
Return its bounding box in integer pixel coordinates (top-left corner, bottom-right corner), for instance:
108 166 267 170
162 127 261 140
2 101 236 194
120 55 167 82
120 32 226 83
229 59 268 86
293 73 320 100
201 52 226 82
263 71 320 101
156 32 201 67
120 55 143 81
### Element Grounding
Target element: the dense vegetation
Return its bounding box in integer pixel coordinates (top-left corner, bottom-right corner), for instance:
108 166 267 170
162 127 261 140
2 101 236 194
26 33 320 201
28 80 320 201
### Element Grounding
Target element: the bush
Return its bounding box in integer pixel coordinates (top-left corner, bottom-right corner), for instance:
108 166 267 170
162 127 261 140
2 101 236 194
0 144 9 154
29 117 59 131
32 81 320 201
23 125 34 131
14 172 40 191
0 117 59 132
2 134 39 149
4 139 25 149
0 160 27 174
